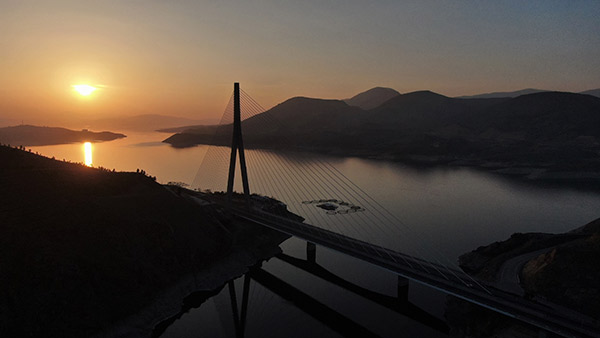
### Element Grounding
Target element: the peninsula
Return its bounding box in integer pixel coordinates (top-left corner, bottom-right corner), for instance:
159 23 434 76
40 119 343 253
0 125 126 146
163 89 600 187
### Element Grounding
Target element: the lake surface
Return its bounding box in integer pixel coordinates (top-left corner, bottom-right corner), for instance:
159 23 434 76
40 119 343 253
30 132 600 337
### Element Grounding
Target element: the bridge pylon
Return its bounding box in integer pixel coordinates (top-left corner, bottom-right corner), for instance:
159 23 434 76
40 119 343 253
227 82 251 206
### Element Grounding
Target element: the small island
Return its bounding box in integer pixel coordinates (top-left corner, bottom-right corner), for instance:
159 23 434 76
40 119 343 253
0 125 126 146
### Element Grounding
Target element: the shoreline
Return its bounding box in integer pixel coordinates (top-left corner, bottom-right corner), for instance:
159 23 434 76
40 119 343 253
96 187 293 338
0 146 292 337
95 232 287 338
447 218 600 336
162 139 600 190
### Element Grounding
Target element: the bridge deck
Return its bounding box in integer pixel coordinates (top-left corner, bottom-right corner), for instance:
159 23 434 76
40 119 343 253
224 204 599 338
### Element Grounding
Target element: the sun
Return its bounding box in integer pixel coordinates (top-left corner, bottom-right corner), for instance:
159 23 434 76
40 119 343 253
72 84 97 96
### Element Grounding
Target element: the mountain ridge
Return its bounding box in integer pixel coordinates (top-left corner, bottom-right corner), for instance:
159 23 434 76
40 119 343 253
457 88 548 99
343 87 400 110
163 90 600 183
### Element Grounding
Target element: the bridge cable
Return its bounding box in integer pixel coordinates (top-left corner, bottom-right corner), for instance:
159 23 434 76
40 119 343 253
238 89 482 289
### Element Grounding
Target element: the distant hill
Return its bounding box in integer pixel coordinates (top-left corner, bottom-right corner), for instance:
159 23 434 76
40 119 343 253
0 125 125 146
457 88 548 99
343 87 400 110
164 97 366 149
157 124 217 133
88 114 218 132
163 90 600 179
0 118 20 128
580 88 600 98
469 92 600 136
369 90 509 131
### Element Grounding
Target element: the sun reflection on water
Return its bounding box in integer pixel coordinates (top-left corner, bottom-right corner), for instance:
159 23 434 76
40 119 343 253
84 142 92 166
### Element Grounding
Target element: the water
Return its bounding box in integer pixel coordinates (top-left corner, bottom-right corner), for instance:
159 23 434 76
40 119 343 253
30 132 600 337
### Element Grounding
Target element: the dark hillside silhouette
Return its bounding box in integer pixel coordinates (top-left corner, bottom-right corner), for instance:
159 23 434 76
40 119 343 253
0 125 125 146
0 145 287 337
457 88 548 99
163 90 600 182
344 87 400 110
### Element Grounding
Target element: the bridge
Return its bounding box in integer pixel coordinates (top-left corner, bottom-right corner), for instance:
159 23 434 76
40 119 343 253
194 83 599 338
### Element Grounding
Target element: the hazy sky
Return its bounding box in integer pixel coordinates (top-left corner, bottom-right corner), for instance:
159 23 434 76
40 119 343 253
1 0 599 124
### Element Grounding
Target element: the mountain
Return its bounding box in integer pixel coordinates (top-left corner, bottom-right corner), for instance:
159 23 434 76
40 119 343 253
244 97 366 133
344 87 400 110
470 92 600 136
0 125 126 146
164 97 366 149
580 89 600 98
458 88 548 99
368 90 509 131
163 90 600 177
88 114 218 132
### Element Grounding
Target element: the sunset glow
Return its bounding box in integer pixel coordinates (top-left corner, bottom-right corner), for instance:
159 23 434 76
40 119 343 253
73 85 97 96
84 142 92 166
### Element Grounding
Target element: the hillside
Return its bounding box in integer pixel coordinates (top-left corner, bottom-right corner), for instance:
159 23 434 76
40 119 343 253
520 218 600 317
164 97 366 150
457 88 548 99
163 90 600 183
367 90 509 131
0 145 288 337
448 218 600 336
343 87 400 110
458 217 600 319
0 125 125 146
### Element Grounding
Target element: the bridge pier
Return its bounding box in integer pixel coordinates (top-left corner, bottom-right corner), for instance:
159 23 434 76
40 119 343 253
226 82 251 209
397 276 409 302
306 242 316 263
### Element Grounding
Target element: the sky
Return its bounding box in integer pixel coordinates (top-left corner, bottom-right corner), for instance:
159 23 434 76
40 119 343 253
1 0 599 125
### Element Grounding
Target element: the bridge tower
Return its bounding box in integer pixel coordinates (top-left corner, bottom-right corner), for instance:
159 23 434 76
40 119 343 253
227 82 251 205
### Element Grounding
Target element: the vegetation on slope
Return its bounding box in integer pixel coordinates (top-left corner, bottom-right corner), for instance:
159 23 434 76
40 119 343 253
459 217 600 319
0 144 287 337
163 91 600 184
520 218 600 317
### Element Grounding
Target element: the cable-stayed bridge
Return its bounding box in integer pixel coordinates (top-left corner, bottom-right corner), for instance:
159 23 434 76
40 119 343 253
192 83 599 338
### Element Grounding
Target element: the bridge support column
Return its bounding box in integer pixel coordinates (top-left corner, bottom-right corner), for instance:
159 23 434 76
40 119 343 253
306 242 316 263
227 82 251 209
397 276 409 302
